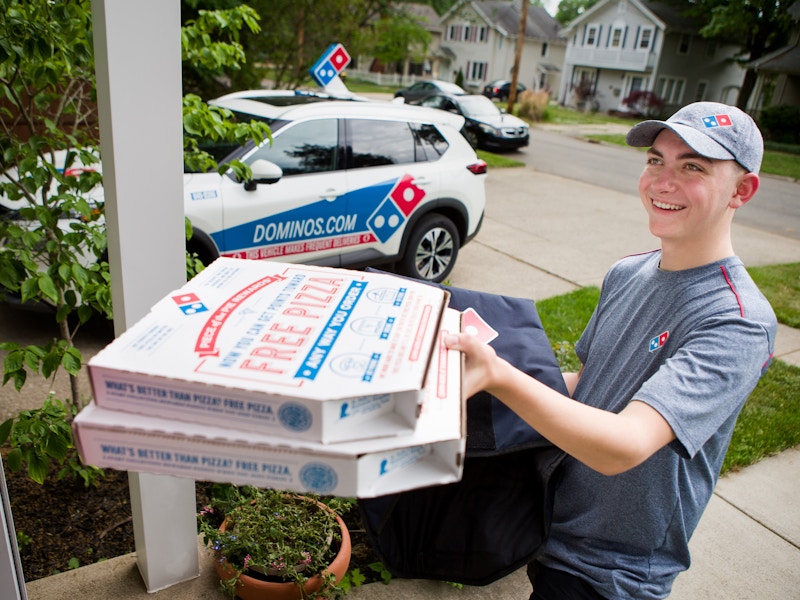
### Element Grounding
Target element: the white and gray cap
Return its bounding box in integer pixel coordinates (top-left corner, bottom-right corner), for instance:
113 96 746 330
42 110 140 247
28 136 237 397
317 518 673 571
626 102 764 174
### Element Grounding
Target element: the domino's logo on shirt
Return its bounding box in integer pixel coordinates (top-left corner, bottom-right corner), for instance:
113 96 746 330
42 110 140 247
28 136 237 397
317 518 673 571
702 114 732 128
648 330 669 352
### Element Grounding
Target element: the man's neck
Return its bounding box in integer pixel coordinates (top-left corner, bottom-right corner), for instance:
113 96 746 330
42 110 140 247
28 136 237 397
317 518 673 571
659 239 736 271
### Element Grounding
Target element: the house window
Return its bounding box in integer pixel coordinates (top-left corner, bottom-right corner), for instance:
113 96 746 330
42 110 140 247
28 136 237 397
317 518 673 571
586 25 599 46
447 25 462 41
541 42 548 57
656 76 685 104
467 61 488 81
694 80 708 102
611 27 623 48
677 34 691 55
626 76 644 97
639 27 653 50
448 23 488 43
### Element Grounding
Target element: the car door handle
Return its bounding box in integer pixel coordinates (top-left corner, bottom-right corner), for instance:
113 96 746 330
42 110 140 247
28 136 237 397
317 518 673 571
410 177 431 187
319 188 342 201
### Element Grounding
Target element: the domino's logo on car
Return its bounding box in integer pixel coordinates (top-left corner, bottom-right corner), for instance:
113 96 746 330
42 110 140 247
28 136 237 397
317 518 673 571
212 174 427 253
309 43 351 88
370 174 427 242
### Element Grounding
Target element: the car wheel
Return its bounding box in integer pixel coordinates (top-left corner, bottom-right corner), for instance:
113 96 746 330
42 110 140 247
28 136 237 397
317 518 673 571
399 214 460 283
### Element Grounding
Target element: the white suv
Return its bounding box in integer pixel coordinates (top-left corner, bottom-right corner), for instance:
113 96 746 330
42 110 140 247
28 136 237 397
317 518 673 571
184 91 487 282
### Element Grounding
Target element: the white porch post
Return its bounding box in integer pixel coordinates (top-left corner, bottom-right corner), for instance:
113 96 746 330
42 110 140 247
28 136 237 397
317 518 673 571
0 457 27 600
92 0 200 591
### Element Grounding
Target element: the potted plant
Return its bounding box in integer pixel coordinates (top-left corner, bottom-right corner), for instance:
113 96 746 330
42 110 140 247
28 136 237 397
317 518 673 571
198 485 352 600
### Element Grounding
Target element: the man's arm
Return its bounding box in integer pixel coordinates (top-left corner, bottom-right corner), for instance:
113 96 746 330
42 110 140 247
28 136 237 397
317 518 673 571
446 332 675 476
562 368 582 397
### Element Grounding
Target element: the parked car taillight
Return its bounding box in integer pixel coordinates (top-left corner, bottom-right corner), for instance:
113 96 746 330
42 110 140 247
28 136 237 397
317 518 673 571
467 160 488 175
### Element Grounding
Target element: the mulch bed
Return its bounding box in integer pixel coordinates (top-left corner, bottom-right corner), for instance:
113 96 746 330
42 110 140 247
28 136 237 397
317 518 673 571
4 460 382 585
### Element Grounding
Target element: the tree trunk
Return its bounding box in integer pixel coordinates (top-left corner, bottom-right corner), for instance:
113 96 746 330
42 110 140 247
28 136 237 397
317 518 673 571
736 68 758 111
507 0 529 114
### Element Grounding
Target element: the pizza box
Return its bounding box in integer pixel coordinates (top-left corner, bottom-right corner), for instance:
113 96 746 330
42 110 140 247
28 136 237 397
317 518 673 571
75 308 464 498
88 258 448 443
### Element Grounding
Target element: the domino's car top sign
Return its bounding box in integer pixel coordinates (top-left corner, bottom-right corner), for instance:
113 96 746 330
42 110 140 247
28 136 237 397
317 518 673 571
310 43 351 88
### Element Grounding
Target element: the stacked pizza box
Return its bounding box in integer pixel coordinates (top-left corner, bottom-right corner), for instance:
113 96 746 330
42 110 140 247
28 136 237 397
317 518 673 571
72 258 465 498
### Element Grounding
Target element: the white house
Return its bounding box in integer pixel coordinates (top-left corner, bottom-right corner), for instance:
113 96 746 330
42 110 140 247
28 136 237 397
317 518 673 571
437 0 566 95
747 1 800 114
558 0 746 114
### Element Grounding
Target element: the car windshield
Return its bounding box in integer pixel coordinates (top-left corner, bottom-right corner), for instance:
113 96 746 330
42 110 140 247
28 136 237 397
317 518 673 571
438 82 466 95
458 96 501 118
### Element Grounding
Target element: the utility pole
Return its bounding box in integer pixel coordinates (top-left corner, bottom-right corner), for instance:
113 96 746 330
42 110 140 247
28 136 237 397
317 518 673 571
507 0 529 114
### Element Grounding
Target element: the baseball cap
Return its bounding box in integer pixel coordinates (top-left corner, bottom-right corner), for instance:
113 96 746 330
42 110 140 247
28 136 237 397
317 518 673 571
626 102 763 174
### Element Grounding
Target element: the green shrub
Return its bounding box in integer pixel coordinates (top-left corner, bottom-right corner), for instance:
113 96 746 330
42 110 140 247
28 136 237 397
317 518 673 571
516 89 550 122
758 105 800 144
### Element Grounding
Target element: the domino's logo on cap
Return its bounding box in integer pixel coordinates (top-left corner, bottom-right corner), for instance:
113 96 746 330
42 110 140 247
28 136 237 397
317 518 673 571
626 101 764 174
702 114 732 129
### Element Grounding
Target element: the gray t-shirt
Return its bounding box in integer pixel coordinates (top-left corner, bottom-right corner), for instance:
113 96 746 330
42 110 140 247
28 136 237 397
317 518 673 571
540 251 776 599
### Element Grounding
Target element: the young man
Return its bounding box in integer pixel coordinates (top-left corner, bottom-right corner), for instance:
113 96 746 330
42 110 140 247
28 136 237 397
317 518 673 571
445 102 777 599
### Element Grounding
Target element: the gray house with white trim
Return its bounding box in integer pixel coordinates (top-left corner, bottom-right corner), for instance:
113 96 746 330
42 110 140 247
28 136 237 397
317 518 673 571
439 0 566 95
558 0 746 114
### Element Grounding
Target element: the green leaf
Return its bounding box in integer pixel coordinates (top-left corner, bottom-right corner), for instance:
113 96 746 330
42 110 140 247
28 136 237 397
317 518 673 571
27 453 50 485
44 431 70 461
0 418 13 445
6 448 23 473
37 274 60 304
62 347 83 376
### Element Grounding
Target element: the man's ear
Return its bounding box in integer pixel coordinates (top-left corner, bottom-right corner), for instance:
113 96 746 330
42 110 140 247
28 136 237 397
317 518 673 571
731 172 759 208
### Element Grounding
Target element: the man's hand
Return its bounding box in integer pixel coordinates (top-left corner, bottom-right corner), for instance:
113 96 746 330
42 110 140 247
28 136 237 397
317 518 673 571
444 330 503 399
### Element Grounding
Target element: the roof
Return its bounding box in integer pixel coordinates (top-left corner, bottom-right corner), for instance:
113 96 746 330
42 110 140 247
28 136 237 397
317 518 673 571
563 0 703 35
748 43 800 75
445 0 562 41
644 0 704 34
396 2 443 33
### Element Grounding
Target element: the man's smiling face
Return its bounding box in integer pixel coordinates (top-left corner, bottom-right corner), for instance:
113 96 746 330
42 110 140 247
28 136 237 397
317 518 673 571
637 128 745 250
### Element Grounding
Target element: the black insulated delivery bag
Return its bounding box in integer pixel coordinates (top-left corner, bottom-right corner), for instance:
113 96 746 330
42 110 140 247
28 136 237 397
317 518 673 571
358 282 568 586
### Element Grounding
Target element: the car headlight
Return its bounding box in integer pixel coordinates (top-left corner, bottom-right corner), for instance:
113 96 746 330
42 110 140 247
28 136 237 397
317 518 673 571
478 123 497 135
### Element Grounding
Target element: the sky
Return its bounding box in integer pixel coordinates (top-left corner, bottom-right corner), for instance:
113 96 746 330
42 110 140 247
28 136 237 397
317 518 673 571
542 0 559 15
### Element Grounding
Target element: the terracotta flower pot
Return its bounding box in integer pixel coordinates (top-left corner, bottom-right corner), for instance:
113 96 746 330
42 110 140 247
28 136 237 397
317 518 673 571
214 500 352 600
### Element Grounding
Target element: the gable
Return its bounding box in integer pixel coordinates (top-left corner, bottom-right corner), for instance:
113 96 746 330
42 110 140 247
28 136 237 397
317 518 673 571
563 0 705 36
443 0 562 42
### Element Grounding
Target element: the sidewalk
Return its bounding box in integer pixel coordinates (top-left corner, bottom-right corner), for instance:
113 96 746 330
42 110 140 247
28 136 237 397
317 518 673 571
22 163 800 599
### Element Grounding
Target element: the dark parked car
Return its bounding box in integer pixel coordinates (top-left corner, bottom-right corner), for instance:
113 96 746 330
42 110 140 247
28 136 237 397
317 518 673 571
394 80 467 103
415 93 529 152
482 79 527 101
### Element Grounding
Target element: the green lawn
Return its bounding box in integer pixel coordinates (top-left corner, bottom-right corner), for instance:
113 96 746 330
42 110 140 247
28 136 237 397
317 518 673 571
476 150 525 168
543 104 638 127
747 263 800 328
536 265 800 474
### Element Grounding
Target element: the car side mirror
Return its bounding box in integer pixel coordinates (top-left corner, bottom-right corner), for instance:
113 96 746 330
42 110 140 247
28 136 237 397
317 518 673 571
243 159 283 191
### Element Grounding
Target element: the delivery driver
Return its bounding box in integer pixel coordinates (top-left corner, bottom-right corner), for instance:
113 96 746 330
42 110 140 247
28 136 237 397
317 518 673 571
444 102 777 599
